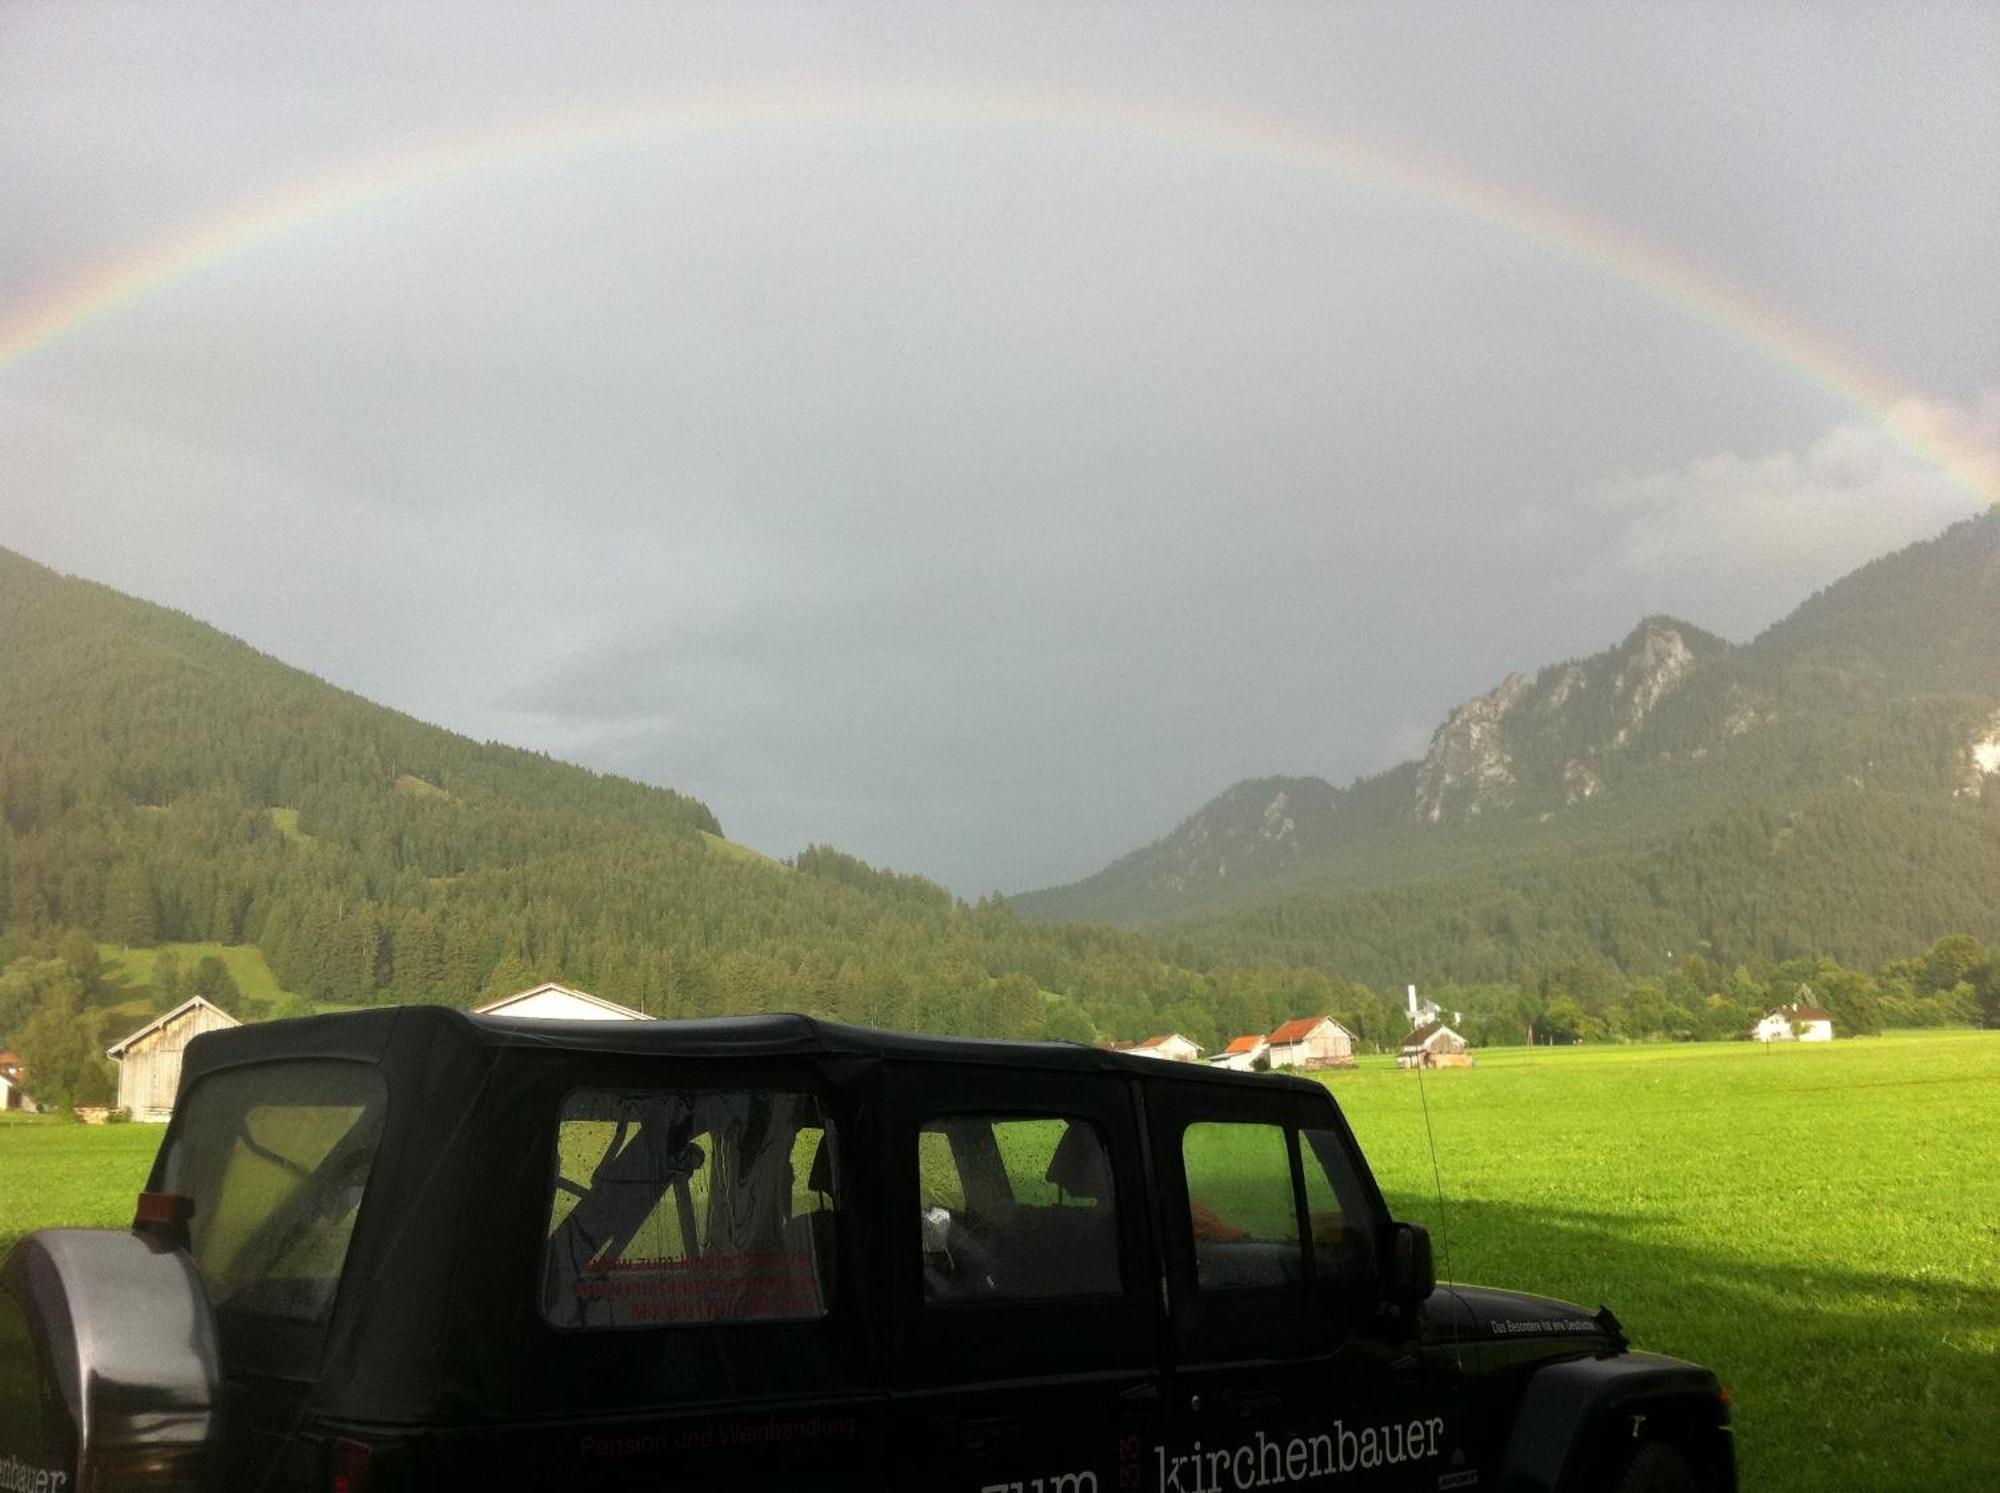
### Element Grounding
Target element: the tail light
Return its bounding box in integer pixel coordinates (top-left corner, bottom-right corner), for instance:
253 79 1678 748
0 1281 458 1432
131 1191 195 1251
328 1437 374 1493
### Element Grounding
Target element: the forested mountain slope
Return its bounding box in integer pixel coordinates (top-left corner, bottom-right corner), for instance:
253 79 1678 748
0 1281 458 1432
1022 512 2000 982
0 547 1359 1044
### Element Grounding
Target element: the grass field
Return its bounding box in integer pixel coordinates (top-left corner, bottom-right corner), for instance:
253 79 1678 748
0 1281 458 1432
1325 1030 1999 1493
2 1031 1992 1491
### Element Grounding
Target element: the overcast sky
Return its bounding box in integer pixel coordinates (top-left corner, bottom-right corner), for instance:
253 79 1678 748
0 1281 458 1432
3 3 1997 895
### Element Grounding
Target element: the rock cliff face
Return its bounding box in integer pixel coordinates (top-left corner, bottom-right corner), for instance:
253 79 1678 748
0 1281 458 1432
1154 777 1342 886
1415 673 1530 824
1610 621 1699 747
1413 618 1726 828
1962 709 2000 798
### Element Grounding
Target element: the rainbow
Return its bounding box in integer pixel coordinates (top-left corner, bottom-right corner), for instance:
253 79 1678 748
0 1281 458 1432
1 82 1993 502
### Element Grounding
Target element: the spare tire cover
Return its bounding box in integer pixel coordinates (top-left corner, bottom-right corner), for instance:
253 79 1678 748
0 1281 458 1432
0 1228 218 1493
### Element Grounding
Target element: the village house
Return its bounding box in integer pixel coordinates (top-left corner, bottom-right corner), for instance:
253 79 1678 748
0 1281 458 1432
1750 1002 1835 1043
1110 1033 1204 1063
1210 1034 1270 1072
104 995 242 1121
1266 1016 1357 1071
473 981 648 1021
1397 1021 1472 1069
0 1049 31 1112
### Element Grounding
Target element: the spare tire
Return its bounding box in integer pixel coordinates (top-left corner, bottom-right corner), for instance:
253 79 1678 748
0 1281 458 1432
0 1228 219 1493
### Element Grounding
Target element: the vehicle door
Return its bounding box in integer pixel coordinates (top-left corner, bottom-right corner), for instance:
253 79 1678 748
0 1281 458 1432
1146 1080 1462 1492
426 1053 890 1492
887 1061 1163 1493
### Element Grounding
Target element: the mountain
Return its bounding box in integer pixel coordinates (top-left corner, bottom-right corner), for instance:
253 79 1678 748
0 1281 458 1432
1017 513 2000 981
0 545 1309 1042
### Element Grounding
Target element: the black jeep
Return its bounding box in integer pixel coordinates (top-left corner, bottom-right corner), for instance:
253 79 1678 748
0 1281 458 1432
0 1007 1732 1491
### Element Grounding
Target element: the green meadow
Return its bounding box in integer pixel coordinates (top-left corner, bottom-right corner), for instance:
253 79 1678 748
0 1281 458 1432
1328 1030 1999 1493
2 1031 1993 1491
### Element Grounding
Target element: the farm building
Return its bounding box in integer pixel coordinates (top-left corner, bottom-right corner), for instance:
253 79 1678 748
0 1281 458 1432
1266 1016 1357 1071
1750 1003 1834 1042
1110 1033 1204 1063
104 996 241 1121
473 982 648 1021
1398 1021 1472 1069
1210 1034 1270 1072
0 1050 31 1111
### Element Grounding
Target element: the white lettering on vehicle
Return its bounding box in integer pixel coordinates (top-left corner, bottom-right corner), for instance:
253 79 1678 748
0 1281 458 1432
0 1452 69 1493
1147 1419 1446 1489
979 1418 1448 1493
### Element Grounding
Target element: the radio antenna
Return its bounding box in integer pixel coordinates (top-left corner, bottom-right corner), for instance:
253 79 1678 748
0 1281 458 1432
1410 987 1455 1304
1413 998 1467 1386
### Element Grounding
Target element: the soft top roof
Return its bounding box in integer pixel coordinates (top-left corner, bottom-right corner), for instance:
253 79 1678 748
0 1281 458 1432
178 1004 1324 1094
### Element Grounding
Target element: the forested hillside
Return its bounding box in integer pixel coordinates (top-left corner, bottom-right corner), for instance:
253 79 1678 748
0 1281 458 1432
0 547 1376 1052
1023 512 2000 979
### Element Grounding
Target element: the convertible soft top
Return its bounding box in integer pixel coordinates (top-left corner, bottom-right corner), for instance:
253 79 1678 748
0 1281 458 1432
177 1004 1323 1089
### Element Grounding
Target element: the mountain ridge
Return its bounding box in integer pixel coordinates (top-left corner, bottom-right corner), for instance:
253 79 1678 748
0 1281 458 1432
1015 512 2000 972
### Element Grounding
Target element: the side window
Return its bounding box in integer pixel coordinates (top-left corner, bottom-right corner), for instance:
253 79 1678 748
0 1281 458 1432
1182 1122 1303 1292
542 1088 833 1329
161 1060 387 1324
918 1114 1121 1303
1301 1127 1378 1295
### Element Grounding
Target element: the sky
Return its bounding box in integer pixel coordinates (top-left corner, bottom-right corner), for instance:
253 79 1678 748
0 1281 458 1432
3 3 1998 896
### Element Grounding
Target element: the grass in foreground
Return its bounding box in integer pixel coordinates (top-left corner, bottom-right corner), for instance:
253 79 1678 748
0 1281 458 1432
0 1119 164 1250
1324 1031 2000 1493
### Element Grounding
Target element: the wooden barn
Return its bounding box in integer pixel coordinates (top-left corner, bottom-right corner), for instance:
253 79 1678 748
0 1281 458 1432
105 996 241 1121
1398 1021 1472 1069
473 982 648 1021
1267 1016 1358 1071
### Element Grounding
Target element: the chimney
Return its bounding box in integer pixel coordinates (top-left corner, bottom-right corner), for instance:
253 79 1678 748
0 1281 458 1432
1407 984 1418 1020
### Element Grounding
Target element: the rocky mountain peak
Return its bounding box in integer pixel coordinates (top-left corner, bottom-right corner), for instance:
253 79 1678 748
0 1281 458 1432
1609 618 1702 746
1413 616 1730 829
1414 672 1531 825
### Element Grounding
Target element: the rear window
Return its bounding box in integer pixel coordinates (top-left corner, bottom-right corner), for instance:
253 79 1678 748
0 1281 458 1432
160 1060 387 1323
542 1088 834 1329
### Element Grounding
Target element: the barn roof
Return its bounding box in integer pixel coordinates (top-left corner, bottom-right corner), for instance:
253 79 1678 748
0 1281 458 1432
104 994 240 1058
1772 1004 1835 1023
1269 1016 1328 1044
1222 1034 1267 1055
473 982 647 1020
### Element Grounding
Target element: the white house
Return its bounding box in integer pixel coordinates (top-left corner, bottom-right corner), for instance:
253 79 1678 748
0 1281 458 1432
0 1050 29 1111
1113 1033 1203 1064
1266 1016 1357 1071
1210 1034 1269 1072
105 996 242 1121
474 982 649 1021
1750 1003 1834 1043
1397 1021 1472 1070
